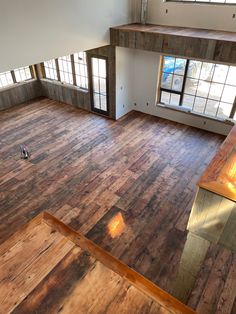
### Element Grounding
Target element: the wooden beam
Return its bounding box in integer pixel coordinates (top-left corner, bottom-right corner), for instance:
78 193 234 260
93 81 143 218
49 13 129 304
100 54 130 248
110 24 236 64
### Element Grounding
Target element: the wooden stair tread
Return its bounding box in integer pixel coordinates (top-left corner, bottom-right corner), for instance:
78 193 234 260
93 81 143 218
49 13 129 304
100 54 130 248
0 212 196 314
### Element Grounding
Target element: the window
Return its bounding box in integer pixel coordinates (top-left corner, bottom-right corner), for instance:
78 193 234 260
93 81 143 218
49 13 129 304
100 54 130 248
90 56 109 115
159 56 236 120
0 66 33 89
166 0 236 4
43 59 58 81
43 52 88 90
0 71 14 88
14 66 32 82
43 52 89 90
58 55 73 85
74 52 88 90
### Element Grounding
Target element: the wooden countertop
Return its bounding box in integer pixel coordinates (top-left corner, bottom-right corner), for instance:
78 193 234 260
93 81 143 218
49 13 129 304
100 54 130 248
198 125 236 202
111 23 236 43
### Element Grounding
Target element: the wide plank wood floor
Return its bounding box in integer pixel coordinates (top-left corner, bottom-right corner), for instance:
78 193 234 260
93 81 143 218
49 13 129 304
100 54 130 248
2 213 186 314
0 97 235 313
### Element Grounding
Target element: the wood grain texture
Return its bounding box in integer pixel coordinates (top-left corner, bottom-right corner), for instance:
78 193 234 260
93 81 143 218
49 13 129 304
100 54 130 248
199 125 236 202
0 80 42 111
1 98 234 312
187 188 236 251
110 23 236 64
0 217 75 313
0 213 194 314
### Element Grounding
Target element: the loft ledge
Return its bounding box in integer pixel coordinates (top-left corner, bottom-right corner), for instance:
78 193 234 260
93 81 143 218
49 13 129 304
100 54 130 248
110 23 236 43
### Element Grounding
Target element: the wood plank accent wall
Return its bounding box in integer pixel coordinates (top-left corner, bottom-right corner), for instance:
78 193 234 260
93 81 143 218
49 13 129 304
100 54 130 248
40 80 91 112
110 24 236 64
0 80 42 111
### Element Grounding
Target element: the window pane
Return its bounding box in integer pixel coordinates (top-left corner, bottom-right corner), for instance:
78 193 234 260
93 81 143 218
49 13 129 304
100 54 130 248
212 65 228 83
14 66 32 82
163 56 175 73
205 100 219 117
172 75 183 91
160 91 171 104
226 67 236 86
170 94 180 106
200 63 214 81
161 73 173 89
208 83 224 101
185 78 198 95
174 58 187 75
100 95 107 111
99 59 107 78
58 55 73 85
217 102 233 119
193 97 207 114
182 94 194 110
187 61 202 79
221 85 236 103
0 71 14 88
74 52 88 89
44 60 58 80
93 93 100 109
196 81 211 98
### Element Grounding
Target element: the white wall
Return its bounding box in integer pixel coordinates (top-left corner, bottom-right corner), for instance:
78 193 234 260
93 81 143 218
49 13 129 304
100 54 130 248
0 0 134 72
135 0 236 31
116 47 135 119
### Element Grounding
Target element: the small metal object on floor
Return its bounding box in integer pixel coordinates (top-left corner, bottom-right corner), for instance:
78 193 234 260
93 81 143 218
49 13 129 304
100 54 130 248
20 144 31 160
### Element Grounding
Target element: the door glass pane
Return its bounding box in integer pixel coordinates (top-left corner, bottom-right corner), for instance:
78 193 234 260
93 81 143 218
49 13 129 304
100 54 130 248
91 57 108 113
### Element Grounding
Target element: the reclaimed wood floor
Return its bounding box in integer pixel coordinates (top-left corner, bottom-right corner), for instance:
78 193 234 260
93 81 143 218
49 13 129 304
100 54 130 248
0 97 235 313
0 212 194 314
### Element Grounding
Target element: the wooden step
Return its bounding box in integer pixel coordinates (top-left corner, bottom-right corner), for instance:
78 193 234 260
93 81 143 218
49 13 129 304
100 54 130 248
0 212 196 314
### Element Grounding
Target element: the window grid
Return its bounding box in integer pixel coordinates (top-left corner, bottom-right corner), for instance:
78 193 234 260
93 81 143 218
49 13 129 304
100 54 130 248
43 60 58 81
58 55 73 85
14 66 32 83
73 52 88 90
91 57 108 113
43 52 88 90
160 56 236 120
0 71 14 88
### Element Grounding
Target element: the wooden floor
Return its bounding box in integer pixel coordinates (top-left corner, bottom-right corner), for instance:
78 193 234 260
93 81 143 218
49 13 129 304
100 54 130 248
0 97 235 313
0 212 194 314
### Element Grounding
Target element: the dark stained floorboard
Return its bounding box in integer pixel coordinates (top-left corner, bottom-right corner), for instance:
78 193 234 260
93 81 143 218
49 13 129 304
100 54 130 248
1 97 235 312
